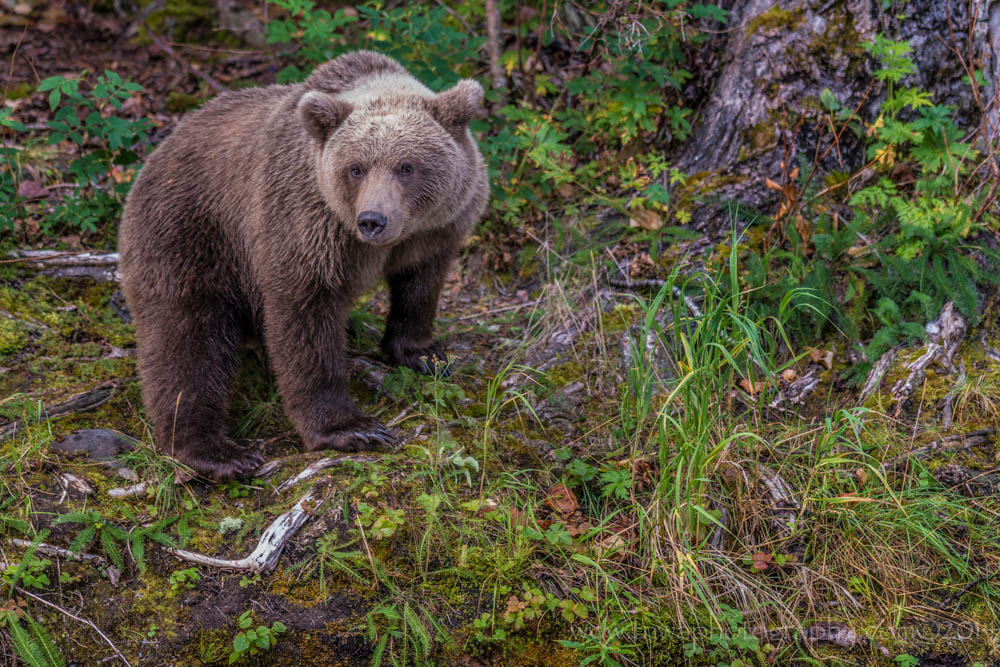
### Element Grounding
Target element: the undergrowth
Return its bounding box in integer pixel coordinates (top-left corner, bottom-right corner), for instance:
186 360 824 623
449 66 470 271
1 1 999 666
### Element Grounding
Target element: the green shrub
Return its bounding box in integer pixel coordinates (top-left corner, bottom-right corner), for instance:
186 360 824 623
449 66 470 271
1 70 151 238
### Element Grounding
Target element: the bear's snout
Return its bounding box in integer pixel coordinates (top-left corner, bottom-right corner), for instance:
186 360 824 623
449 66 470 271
357 210 388 241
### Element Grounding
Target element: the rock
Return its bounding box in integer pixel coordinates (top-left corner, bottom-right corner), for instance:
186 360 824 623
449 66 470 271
50 429 138 462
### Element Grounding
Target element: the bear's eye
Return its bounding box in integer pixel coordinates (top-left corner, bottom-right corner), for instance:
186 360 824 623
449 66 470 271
349 165 364 178
398 163 414 176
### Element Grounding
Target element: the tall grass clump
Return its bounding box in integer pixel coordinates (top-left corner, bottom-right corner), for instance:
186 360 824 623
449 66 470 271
619 234 815 627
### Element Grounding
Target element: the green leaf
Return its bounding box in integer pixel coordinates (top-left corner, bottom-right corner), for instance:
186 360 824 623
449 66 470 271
820 88 840 111
232 634 250 653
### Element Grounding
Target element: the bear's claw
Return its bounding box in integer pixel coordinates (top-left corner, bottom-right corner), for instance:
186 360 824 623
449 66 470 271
177 440 265 483
385 338 451 376
353 424 394 446
305 419 395 453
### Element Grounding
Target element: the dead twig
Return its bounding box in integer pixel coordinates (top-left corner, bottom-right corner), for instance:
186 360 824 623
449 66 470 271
107 481 152 498
16 587 132 667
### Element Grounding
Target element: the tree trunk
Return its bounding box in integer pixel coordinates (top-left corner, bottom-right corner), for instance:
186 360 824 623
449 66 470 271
678 0 991 228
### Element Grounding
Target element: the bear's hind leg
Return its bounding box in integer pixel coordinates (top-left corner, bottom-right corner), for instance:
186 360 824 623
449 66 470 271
135 304 263 481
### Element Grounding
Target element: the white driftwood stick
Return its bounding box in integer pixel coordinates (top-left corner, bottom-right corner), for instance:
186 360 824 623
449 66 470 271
108 481 152 498
859 346 898 403
166 489 316 573
274 455 373 494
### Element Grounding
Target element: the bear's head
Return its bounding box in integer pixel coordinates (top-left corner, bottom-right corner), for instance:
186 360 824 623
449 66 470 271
298 79 484 246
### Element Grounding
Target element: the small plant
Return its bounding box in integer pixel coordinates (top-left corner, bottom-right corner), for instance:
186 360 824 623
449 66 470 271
682 605 763 665
311 534 365 595
2 555 50 591
168 567 201 594
0 601 65 667
366 599 448 667
355 503 406 540
229 610 286 664
2 69 150 238
239 573 261 588
54 510 177 572
223 480 251 499
750 32 1000 372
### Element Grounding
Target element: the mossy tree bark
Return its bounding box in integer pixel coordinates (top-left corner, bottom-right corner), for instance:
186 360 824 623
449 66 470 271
679 0 994 228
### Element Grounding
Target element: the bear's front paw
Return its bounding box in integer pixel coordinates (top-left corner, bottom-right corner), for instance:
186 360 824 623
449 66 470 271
305 415 395 453
383 338 450 376
173 439 265 482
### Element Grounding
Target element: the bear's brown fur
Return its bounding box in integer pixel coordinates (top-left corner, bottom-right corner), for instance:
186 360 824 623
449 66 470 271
118 51 488 481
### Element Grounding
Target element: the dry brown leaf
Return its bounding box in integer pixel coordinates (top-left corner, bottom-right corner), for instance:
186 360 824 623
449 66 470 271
738 377 767 395
17 180 48 200
545 483 579 516
779 368 798 382
751 552 773 571
506 595 528 615
808 347 835 369
564 511 592 537
764 177 783 191
628 208 662 231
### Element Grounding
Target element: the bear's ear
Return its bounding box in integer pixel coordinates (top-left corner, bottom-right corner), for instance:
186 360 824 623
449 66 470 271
299 91 353 143
428 79 485 136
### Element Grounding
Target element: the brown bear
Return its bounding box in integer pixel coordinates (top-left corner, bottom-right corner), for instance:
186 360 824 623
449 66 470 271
118 51 488 481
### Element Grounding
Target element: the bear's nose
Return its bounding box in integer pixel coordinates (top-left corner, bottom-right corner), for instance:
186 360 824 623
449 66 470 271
357 211 387 240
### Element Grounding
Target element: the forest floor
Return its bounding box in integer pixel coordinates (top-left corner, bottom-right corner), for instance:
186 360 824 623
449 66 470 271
3 3 1000 667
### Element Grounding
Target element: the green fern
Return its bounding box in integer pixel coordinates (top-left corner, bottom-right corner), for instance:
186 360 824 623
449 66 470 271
2 610 65 667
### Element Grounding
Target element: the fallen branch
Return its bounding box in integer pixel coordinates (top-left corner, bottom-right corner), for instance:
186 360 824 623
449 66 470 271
769 365 821 408
10 538 105 565
0 380 123 441
883 428 995 470
274 455 374 494
941 362 966 430
859 346 898 403
980 331 1000 363
166 489 316 572
2 249 121 282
